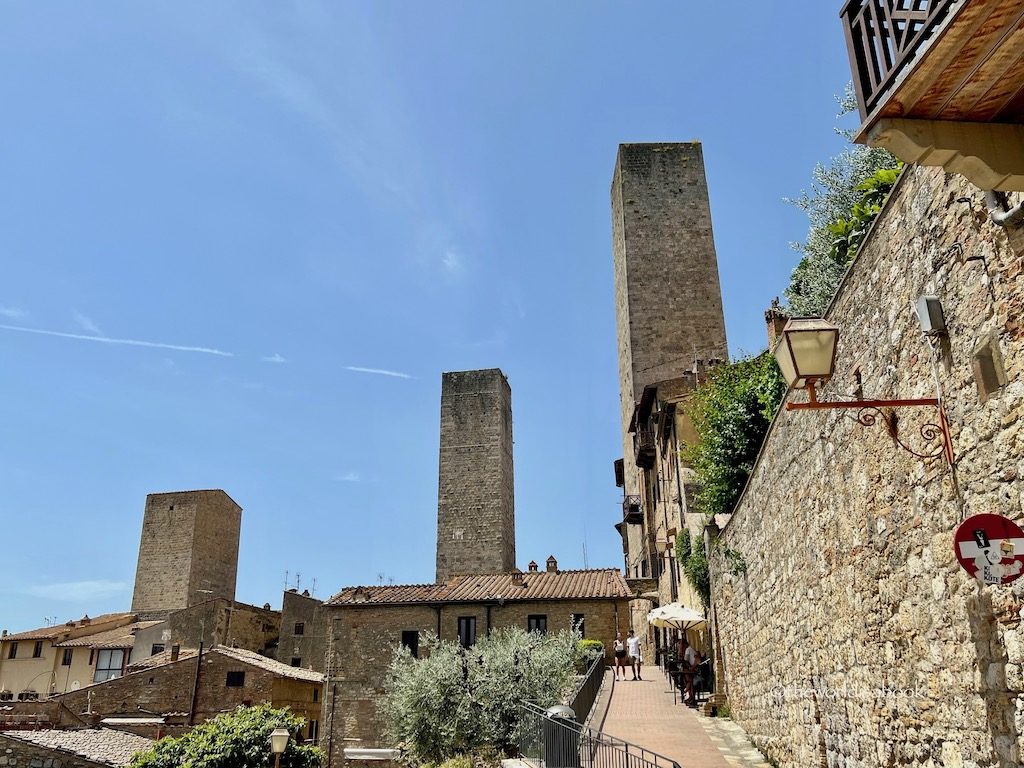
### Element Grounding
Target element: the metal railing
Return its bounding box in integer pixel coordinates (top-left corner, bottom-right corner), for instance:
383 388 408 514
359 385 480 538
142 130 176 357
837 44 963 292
518 701 681 768
568 655 605 726
841 0 957 117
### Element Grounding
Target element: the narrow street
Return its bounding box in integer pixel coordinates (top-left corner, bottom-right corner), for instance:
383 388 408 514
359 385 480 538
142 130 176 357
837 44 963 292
592 666 770 768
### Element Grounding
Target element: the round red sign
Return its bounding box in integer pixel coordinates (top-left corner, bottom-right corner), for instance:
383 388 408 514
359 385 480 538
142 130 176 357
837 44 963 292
954 514 1024 585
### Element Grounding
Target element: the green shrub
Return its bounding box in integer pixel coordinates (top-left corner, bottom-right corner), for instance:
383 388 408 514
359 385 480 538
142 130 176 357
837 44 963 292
130 704 322 768
382 627 578 764
577 639 604 656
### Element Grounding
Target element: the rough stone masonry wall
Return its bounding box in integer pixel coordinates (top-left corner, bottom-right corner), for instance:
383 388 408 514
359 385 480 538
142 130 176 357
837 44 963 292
0 736 109 768
611 143 729 579
711 166 1024 768
435 370 516 583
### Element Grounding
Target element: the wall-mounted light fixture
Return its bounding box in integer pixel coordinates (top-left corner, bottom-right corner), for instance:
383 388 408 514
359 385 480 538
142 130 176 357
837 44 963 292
773 318 954 465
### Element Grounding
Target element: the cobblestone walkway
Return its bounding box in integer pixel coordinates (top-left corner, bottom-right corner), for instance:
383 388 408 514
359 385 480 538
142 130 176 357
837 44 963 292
594 665 770 768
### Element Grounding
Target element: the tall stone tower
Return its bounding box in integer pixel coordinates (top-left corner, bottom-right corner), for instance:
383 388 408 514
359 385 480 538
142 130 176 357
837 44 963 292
435 369 515 583
611 143 728 571
130 489 242 618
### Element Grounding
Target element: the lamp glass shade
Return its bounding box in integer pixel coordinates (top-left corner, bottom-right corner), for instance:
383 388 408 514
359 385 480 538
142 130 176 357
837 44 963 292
773 318 839 389
270 728 290 755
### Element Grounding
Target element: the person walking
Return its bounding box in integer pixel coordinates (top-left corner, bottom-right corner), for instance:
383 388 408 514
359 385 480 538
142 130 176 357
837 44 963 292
626 629 642 680
612 632 628 680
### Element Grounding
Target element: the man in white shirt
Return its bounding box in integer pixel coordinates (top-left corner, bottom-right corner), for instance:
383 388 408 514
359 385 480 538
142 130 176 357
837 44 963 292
626 629 643 680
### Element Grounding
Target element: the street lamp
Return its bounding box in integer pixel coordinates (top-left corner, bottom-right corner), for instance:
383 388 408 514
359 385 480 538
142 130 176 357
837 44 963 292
270 728 290 768
772 318 954 465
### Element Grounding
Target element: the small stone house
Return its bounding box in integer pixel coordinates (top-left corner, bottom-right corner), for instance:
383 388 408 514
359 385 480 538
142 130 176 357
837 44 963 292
54 646 323 741
0 728 152 768
320 562 632 765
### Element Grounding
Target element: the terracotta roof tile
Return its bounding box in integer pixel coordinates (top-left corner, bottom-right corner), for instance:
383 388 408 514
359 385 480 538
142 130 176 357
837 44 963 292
55 621 162 649
2 614 136 642
326 568 631 606
126 647 199 672
212 646 324 684
0 728 152 766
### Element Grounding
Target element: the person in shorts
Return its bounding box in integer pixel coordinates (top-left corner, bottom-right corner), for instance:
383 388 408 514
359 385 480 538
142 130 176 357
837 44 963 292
612 632 628 680
626 628 642 680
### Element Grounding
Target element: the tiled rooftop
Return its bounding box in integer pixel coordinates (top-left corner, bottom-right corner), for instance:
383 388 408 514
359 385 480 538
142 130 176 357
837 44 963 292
327 568 632 606
2 614 136 642
55 621 163 649
212 646 324 683
0 728 152 767
126 647 199 672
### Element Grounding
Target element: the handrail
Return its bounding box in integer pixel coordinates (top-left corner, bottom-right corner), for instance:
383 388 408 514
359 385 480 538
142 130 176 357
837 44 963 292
568 655 605 725
519 700 682 768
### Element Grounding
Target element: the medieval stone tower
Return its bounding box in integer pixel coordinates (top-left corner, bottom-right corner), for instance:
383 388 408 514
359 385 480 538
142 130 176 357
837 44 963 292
435 369 515 583
611 142 728 571
130 489 242 618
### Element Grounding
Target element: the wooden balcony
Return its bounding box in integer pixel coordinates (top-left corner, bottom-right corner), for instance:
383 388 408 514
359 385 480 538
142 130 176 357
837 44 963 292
634 428 656 470
623 495 644 524
842 0 1024 190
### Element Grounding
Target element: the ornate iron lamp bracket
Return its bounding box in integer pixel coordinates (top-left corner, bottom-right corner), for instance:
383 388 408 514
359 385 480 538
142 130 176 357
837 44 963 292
787 380 954 466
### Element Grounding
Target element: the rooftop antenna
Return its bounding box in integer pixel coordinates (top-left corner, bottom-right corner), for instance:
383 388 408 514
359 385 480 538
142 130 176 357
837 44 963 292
295 572 302 591
284 570 289 591
310 578 317 597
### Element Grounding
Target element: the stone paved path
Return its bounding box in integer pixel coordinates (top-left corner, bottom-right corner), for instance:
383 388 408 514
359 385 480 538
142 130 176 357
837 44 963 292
593 665 770 768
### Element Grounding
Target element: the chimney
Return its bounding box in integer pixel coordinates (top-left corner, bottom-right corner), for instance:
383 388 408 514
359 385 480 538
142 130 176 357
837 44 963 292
510 569 525 586
80 615 91 625
527 561 538 573
170 645 180 661
546 556 558 573
765 299 789 350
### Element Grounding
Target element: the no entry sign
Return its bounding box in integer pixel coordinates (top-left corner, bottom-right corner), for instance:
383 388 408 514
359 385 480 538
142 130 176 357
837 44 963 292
954 514 1024 585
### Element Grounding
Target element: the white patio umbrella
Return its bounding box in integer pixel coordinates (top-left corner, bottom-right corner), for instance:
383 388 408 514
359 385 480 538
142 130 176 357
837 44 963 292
646 602 707 632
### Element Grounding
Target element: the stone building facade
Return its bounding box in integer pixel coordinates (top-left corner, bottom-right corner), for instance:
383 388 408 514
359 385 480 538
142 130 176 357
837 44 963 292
276 590 326 672
130 490 242 618
610 142 729 633
320 567 631 767
131 599 279 661
435 369 515 583
710 166 1024 767
55 646 322 741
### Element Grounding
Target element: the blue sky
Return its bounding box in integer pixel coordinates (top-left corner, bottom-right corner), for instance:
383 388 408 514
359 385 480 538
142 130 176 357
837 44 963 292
1 2 856 631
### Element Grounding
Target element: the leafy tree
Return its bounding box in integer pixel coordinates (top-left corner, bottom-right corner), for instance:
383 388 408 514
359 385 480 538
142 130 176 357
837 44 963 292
684 352 786 520
381 627 578 764
785 85 902 315
130 704 322 768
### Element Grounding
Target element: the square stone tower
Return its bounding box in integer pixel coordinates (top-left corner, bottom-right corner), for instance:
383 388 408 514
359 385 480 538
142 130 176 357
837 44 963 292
435 369 515 583
130 489 242 618
611 143 728 570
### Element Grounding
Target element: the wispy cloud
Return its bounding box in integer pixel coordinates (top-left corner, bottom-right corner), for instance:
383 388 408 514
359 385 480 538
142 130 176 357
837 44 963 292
262 353 287 364
0 324 233 357
333 471 361 483
73 311 103 336
24 580 127 602
442 249 462 274
345 366 413 379
0 306 28 320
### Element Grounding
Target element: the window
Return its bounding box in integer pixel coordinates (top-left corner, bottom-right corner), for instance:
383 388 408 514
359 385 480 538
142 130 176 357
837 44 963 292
294 622 305 636
93 649 125 682
150 644 165 656
225 670 246 687
572 614 585 638
32 641 43 658
313 688 319 703
88 649 94 666
457 617 477 648
527 615 547 634
7 642 17 660
61 649 73 666
308 720 319 742
0 691 11 701
401 630 419 659
17 691 39 701
291 657 302 667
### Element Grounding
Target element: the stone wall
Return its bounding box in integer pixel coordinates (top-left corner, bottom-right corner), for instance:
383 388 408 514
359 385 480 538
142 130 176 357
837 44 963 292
435 370 516 583
321 598 629 765
711 166 1024 768
130 490 241 616
278 591 327 672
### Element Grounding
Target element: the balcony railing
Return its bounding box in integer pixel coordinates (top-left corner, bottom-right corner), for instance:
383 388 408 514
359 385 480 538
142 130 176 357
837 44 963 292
634 428 656 469
622 495 643 524
842 0 956 118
